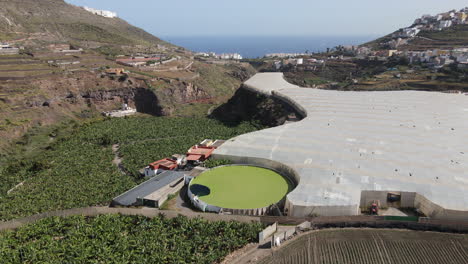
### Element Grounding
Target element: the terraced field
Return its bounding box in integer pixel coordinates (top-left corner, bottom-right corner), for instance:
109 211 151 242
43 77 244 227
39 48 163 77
260 229 468 264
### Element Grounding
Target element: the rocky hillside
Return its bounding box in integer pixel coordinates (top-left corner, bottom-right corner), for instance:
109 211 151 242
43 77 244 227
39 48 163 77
0 0 168 51
0 0 256 151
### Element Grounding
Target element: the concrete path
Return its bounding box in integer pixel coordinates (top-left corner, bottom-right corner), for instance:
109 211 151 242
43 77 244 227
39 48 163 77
0 206 260 231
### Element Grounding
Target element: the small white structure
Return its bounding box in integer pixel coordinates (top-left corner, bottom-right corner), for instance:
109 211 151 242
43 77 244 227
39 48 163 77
296 58 304 65
83 6 117 18
102 104 137 117
0 43 19 55
398 27 421 38
144 167 161 178
219 53 243 60
438 20 453 30
456 55 468 64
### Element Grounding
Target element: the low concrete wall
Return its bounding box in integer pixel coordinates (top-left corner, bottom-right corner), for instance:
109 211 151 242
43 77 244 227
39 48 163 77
187 180 222 213
286 202 360 218
414 193 468 221
259 222 277 243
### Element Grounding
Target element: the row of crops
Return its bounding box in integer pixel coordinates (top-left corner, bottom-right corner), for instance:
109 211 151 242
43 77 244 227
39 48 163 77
260 229 468 264
0 116 261 220
0 214 264 263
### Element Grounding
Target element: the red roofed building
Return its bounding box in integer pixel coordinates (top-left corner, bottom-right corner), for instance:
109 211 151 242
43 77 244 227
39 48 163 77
186 146 216 162
144 158 178 177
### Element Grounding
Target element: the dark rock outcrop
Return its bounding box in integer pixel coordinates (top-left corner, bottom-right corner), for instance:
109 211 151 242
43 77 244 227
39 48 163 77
210 86 303 127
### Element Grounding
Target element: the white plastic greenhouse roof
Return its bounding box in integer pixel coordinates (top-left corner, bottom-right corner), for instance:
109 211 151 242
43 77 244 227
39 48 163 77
214 73 468 211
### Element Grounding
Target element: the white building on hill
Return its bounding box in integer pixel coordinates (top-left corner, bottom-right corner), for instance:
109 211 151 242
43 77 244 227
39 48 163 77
438 20 453 30
83 6 117 18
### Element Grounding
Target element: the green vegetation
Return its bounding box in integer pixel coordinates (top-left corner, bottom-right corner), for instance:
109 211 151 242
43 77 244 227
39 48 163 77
419 25 468 43
190 165 291 209
304 77 329 86
0 117 260 220
59 23 134 45
203 159 232 168
0 214 263 263
159 191 180 210
175 103 215 117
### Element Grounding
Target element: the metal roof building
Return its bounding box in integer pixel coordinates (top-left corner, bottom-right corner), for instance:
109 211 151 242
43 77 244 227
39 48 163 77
213 73 468 220
112 171 185 207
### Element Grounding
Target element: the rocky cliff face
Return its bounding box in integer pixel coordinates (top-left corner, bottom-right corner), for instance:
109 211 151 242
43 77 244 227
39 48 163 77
0 62 254 149
210 87 303 127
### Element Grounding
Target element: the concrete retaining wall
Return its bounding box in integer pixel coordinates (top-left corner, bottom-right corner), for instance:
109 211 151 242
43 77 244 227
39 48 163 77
286 202 360 217
259 222 277 243
187 181 222 213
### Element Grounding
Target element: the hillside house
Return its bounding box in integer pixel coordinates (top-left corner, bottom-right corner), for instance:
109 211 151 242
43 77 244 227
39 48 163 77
48 44 70 52
83 6 117 18
438 20 453 30
395 27 421 38
105 68 126 75
144 158 179 177
186 146 216 162
116 56 163 67
456 55 468 64
387 38 409 49
456 13 467 24
0 43 19 55
219 53 243 60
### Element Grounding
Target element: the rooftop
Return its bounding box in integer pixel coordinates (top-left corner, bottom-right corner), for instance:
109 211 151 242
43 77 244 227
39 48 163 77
112 171 184 206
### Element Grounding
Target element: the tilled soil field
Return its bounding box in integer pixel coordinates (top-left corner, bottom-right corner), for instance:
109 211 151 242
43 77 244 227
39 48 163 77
259 228 468 264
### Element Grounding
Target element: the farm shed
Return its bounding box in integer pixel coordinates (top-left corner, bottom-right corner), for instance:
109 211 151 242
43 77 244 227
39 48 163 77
144 158 178 177
186 146 216 162
111 171 185 207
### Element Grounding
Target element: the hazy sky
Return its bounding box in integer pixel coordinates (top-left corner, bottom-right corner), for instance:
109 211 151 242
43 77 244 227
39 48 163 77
65 0 467 37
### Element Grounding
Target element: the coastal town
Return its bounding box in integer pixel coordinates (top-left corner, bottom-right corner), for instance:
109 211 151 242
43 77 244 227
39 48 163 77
265 7 468 92
270 44 468 71
195 51 243 60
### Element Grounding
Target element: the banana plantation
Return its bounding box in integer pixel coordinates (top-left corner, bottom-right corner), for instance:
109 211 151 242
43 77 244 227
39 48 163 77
0 117 260 220
0 214 263 263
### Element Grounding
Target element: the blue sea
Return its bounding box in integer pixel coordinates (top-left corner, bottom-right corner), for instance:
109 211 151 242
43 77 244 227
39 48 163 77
162 35 377 58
